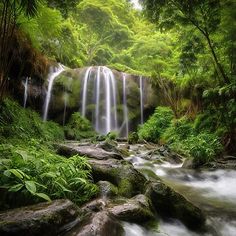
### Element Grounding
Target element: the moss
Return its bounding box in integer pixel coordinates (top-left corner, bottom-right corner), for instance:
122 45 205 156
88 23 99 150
64 112 96 140
128 132 139 144
118 179 133 197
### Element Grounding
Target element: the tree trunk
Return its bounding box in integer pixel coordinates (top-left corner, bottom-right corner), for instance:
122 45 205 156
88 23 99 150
205 33 230 84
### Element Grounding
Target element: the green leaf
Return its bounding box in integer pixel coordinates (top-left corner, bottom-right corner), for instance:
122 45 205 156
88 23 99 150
8 183 24 192
40 172 57 178
4 169 24 179
35 192 51 201
15 150 29 161
25 181 37 194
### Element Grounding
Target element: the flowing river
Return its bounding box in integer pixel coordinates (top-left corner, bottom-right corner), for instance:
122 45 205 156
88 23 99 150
123 144 236 236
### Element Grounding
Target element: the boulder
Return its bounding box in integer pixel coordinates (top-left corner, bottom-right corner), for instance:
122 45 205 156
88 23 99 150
56 143 123 160
89 158 147 198
0 199 81 236
108 194 155 223
97 140 130 157
64 211 124 236
182 158 195 169
97 181 118 198
81 198 107 213
145 181 206 231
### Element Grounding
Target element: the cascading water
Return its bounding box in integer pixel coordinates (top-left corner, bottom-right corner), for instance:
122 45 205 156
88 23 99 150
80 66 119 135
139 76 144 124
122 73 129 137
125 143 236 236
43 65 149 136
81 67 92 117
95 66 101 131
23 77 29 108
43 64 64 121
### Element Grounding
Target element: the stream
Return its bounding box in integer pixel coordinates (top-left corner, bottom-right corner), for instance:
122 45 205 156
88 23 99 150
123 144 236 236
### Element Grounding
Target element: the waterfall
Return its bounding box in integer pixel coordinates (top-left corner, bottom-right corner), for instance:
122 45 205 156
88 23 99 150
80 66 118 135
81 67 92 117
103 66 118 132
23 77 29 108
139 76 144 124
95 66 101 131
122 73 129 137
43 64 64 121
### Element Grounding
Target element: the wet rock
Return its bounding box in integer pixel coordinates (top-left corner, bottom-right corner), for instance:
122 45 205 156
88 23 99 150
145 181 206 231
149 146 183 164
0 199 81 236
97 181 118 198
89 158 147 198
96 140 129 157
64 211 124 236
182 158 195 169
56 143 123 160
81 198 107 213
108 194 155 223
96 140 118 152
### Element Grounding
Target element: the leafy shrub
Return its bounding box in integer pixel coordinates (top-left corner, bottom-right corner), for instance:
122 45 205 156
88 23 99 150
138 106 174 142
0 98 64 142
64 112 96 140
139 106 223 166
106 131 118 140
182 133 223 167
128 132 139 144
0 140 98 209
193 112 219 133
162 117 194 143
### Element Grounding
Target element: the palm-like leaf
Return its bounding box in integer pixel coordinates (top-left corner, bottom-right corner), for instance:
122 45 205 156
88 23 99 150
19 0 41 17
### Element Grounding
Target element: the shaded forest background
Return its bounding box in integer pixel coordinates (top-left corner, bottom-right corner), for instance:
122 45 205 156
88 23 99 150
0 0 236 157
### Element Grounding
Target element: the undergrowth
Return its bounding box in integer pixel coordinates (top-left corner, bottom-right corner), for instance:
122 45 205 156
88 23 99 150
138 106 223 166
0 99 98 209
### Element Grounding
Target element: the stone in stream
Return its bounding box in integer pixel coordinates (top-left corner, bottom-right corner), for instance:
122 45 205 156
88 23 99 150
97 181 119 198
0 199 81 236
56 143 123 160
64 211 124 236
145 181 206 231
107 194 155 223
89 158 148 198
97 140 130 157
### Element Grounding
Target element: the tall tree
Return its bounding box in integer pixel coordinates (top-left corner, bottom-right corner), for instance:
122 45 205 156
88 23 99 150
143 0 231 84
0 0 40 99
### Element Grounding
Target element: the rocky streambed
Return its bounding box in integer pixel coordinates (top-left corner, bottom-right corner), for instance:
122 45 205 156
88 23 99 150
1 140 235 235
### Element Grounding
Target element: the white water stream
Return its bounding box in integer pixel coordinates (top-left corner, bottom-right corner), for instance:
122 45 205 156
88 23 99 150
124 144 236 236
23 77 29 108
43 64 64 121
122 73 129 137
139 76 144 124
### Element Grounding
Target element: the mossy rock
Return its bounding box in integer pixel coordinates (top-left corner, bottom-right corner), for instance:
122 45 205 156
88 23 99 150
108 194 155 223
145 181 206 231
0 199 81 236
98 181 119 198
89 159 148 198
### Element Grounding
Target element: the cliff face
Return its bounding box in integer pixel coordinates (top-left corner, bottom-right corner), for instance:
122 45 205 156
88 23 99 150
16 66 158 135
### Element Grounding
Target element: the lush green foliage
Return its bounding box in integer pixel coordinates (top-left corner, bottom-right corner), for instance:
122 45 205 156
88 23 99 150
163 117 223 166
106 131 118 140
139 107 223 165
64 112 96 140
128 132 139 144
0 99 98 209
138 107 174 142
0 140 98 209
0 99 64 142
